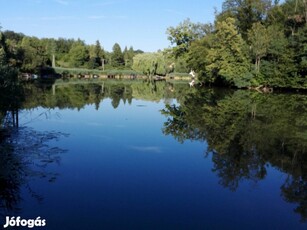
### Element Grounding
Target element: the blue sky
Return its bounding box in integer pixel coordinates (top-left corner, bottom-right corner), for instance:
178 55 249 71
0 0 224 52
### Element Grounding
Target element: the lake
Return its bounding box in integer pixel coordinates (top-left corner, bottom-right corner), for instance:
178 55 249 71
1 80 307 229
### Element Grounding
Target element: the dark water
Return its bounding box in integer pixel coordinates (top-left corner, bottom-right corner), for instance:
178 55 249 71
1 81 307 229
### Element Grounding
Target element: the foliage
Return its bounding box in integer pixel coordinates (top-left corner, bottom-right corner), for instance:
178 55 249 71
1 0 307 89
0 31 24 119
53 67 140 76
206 17 251 87
166 18 211 58
68 41 89 67
87 40 105 69
132 52 170 76
1 30 142 72
166 0 307 89
248 22 270 73
20 36 48 72
123 46 135 68
187 34 213 83
221 0 272 39
111 43 124 67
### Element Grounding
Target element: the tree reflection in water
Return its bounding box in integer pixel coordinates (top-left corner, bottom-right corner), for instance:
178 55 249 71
0 127 68 217
161 88 307 221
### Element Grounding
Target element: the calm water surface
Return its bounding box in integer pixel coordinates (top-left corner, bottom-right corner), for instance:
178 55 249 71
1 81 306 229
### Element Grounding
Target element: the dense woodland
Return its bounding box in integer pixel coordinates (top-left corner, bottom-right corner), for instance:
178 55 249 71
1 31 143 71
1 0 307 89
134 0 307 89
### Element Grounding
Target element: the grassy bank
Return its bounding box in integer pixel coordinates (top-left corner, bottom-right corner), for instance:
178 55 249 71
52 67 191 80
53 67 141 76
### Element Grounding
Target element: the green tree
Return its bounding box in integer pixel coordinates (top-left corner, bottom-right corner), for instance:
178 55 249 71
123 46 135 68
207 17 251 87
0 32 7 65
0 31 23 119
3 31 24 68
53 38 76 67
261 24 296 87
295 25 307 78
20 36 48 72
248 22 270 73
111 43 124 67
221 0 272 39
87 40 105 69
132 52 167 76
94 40 104 59
166 18 211 58
68 41 89 67
282 0 307 36
187 33 214 83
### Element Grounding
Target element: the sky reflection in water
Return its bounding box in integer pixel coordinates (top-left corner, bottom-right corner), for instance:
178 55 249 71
1 85 307 230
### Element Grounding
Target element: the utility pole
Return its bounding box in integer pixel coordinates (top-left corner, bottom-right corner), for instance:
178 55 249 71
52 54 56 68
101 58 105 71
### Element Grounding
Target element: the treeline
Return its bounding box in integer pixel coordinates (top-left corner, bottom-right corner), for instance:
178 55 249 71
2 0 307 89
2 30 144 72
162 0 307 89
0 32 23 124
1 29 184 77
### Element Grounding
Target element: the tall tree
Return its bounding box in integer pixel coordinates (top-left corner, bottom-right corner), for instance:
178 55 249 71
132 52 167 76
187 34 214 83
221 0 272 39
20 36 48 71
68 41 89 67
207 17 251 87
262 24 296 87
0 32 7 65
166 18 212 58
248 22 270 72
94 40 104 59
88 40 105 69
111 43 124 67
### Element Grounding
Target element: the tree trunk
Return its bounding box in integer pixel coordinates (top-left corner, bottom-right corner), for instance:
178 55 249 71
255 57 261 73
304 0 307 25
258 58 261 72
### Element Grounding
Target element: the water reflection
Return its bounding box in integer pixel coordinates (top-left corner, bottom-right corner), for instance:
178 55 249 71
2 79 307 227
161 89 307 221
0 127 68 217
22 79 188 110
1 79 187 217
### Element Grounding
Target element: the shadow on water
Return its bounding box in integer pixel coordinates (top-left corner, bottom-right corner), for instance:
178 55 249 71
0 127 68 218
0 70 68 218
161 88 307 222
